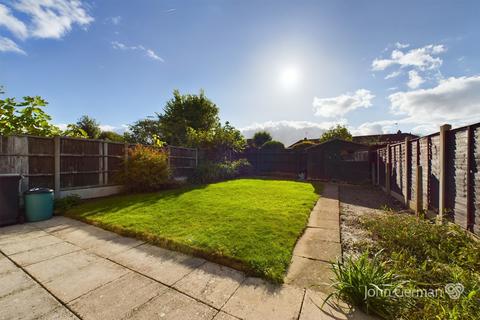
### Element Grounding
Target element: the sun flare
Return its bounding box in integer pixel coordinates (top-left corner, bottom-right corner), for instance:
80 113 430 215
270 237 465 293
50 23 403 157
279 66 300 89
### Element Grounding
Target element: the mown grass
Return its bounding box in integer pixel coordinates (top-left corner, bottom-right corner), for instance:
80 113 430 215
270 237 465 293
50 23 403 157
330 213 480 319
65 178 320 282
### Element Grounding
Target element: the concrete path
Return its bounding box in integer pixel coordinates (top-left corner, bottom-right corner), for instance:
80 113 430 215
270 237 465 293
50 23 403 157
286 183 342 293
0 190 369 320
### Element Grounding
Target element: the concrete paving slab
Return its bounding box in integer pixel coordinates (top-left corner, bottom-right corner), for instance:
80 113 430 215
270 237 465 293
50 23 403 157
86 234 144 258
0 254 18 274
9 242 81 267
53 225 119 249
293 237 341 262
0 234 64 255
0 226 48 246
25 250 101 283
299 289 374 320
37 306 80 320
69 272 167 320
28 216 86 234
285 256 334 293
44 259 129 302
298 227 340 244
308 211 340 228
222 277 304 320
174 261 245 308
213 311 240 320
0 284 62 320
0 269 36 298
127 288 216 320
112 244 205 286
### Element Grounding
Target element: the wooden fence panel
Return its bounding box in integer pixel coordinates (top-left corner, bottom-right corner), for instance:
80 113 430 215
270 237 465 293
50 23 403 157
420 137 429 211
473 127 480 234
429 135 440 212
409 140 417 203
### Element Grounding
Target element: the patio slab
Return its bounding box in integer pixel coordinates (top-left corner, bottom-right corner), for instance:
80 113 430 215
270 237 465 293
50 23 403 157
0 254 18 274
85 234 144 258
43 258 129 302
213 311 239 320
111 243 205 286
69 272 167 320
0 225 48 246
285 256 334 292
174 261 245 308
9 242 81 267
293 235 341 261
222 277 304 320
127 288 217 320
52 225 119 249
297 226 340 244
0 269 35 298
0 234 64 255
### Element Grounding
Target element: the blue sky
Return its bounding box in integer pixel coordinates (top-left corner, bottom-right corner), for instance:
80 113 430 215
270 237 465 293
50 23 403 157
1 0 480 145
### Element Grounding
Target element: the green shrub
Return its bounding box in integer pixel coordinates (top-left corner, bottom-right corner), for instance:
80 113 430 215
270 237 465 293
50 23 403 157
289 140 316 150
261 140 285 150
189 159 253 184
119 145 170 192
54 194 81 214
326 251 408 318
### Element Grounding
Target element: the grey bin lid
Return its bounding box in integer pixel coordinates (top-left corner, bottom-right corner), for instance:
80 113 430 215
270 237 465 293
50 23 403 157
24 187 54 195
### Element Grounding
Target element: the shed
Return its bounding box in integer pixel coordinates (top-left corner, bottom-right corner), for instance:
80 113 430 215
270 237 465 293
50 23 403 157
306 139 371 183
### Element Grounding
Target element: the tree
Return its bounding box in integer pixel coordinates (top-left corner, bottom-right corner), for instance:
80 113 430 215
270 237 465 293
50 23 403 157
99 131 124 142
319 125 353 143
261 140 285 151
62 124 88 138
76 115 101 139
252 131 272 148
124 118 162 145
186 121 245 160
0 96 60 136
158 89 220 145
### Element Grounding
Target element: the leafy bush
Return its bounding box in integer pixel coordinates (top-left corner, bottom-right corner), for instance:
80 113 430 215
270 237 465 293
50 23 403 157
119 145 170 192
326 251 408 318
252 131 272 147
189 159 253 184
289 140 316 150
261 140 285 150
54 194 81 214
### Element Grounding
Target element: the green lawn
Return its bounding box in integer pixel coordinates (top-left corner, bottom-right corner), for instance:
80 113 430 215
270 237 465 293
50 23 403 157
65 178 320 282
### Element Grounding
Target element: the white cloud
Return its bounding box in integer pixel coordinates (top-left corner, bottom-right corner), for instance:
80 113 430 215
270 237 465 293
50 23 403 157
395 42 410 49
0 4 28 39
13 0 93 39
106 16 121 25
112 41 164 62
240 120 347 146
312 89 374 118
0 36 26 54
372 44 445 71
385 70 401 79
389 75 480 123
407 70 424 89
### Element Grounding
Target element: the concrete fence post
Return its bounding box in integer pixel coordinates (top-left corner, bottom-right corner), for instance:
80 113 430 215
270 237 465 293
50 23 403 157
376 150 380 185
386 144 391 195
123 143 129 174
438 124 451 223
54 136 61 198
103 142 109 185
415 165 423 215
404 136 411 205
98 141 104 186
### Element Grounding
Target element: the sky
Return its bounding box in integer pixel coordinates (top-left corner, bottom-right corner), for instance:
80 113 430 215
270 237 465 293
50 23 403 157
1 0 480 145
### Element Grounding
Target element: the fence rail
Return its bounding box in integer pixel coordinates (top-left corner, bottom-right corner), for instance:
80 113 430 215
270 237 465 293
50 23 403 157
0 135 197 199
373 123 480 235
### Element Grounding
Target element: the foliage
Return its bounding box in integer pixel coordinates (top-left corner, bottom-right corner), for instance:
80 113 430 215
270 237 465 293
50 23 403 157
252 130 272 147
0 96 60 136
64 178 319 282
99 131 124 142
326 251 408 318
124 118 162 145
261 140 285 150
54 194 82 214
62 124 89 138
319 124 353 143
189 159 253 184
118 145 170 192
186 121 246 160
158 89 220 145
339 213 480 319
75 115 101 139
289 140 316 150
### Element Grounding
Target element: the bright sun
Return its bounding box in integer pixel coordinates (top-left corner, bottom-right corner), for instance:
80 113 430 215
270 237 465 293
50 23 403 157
279 66 300 89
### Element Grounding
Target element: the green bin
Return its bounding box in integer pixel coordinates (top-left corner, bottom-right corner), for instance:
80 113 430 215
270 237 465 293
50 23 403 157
24 188 54 222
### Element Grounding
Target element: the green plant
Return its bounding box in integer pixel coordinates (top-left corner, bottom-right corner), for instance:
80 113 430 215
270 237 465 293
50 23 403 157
261 140 285 150
326 251 407 318
319 124 352 143
118 145 170 192
252 131 272 147
189 159 253 184
75 115 101 139
290 140 316 150
54 194 82 214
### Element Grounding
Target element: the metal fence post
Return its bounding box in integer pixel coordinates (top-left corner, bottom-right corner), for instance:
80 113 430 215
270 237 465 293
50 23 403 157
54 136 61 198
438 124 451 223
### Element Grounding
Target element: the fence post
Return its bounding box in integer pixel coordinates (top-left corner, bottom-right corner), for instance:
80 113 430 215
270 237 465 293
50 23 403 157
54 136 61 198
386 144 391 195
376 150 380 185
404 136 411 205
123 143 128 173
438 124 451 223
415 165 423 215
98 141 104 186
466 126 474 231
103 142 109 185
